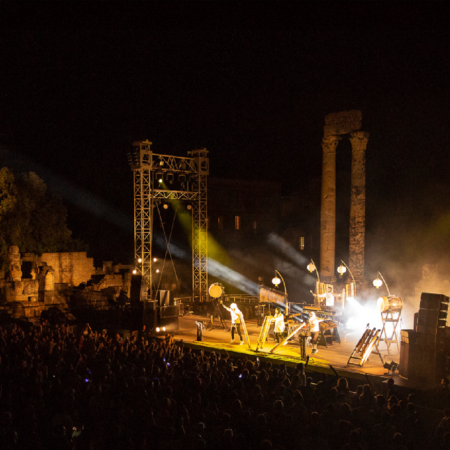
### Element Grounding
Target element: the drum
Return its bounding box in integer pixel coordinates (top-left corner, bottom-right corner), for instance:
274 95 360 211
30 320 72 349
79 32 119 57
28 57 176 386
377 295 403 313
209 283 224 299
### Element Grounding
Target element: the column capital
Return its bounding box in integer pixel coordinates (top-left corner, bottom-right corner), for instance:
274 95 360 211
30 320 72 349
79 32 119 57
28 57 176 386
349 131 370 150
322 135 342 153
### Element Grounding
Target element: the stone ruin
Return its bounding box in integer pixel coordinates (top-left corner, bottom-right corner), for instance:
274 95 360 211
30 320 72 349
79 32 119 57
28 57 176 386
0 246 134 324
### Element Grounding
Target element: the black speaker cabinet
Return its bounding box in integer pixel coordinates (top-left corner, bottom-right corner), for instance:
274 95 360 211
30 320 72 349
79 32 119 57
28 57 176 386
158 290 171 307
405 330 446 385
420 293 449 312
158 305 179 319
130 275 148 304
143 302 158 328
399 329 414 379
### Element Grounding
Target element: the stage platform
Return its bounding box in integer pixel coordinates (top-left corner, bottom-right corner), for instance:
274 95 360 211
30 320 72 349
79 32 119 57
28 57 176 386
167 314 409 390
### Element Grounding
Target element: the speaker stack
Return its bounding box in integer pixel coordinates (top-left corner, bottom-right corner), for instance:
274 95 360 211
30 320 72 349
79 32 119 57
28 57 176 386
400 293 449 385
155 290 179 331
130 275 148 305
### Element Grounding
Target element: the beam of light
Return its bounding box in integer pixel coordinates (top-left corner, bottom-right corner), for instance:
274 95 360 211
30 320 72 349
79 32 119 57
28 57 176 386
345 296 382 331
267 232 309 267
207 258 261 295
0 145 132 230
266 233 316 286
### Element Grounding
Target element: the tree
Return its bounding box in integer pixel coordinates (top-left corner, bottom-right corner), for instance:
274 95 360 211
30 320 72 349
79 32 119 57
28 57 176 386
0 167 87 269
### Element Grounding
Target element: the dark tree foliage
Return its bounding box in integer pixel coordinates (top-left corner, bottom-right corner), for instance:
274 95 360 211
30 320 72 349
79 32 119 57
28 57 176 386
0 167 87 268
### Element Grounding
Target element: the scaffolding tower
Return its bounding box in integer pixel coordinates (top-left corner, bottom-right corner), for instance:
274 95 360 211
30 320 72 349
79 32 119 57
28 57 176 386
128 140 209 302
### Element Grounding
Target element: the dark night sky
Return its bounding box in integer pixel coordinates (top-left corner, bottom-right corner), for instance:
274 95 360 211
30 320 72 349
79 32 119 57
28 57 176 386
0 2 449 284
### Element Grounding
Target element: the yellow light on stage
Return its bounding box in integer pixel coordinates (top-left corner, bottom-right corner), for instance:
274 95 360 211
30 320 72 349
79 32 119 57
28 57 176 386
373 278 383 288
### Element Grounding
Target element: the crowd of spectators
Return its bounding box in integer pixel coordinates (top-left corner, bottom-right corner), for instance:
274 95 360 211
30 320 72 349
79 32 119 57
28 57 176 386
1 320 450 450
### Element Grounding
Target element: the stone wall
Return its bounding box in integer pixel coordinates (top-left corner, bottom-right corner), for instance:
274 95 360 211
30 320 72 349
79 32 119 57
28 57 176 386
22 252 95 287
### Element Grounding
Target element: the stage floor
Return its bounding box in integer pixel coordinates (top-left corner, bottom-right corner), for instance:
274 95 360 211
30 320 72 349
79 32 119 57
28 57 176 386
170 314 403 386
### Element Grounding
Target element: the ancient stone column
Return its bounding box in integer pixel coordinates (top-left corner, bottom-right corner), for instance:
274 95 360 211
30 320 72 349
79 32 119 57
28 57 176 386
320 135 341 281
349 131 369 282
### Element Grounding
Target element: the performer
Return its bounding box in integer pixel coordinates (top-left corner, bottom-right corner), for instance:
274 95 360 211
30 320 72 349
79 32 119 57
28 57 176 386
317 286 335 307
220 302 244 345
309 311 324 354
272 308 285 343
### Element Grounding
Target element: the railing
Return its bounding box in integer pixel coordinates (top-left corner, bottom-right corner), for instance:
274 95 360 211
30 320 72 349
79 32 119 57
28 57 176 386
174 294 259 304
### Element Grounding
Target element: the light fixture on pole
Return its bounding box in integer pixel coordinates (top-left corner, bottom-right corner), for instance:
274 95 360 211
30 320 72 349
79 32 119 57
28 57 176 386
307 259 321 284
272 270 286 295
338 260 355 284
272 269 288 311
373 271 390 295
337 264 346 277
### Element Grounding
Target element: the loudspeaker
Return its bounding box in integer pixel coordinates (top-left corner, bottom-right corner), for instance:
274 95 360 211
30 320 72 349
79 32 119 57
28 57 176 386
406 331 445 385
399 329 414 379
158 290 171 307
143 301 158 328
420 293 449 311
130 275 148 304
418 293 450 335
159 305 179 319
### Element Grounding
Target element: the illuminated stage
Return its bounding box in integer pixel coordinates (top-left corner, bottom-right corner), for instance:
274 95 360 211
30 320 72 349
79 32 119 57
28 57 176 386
170 314 404 387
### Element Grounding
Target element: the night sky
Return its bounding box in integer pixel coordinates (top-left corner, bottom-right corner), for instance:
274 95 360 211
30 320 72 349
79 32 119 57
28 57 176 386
1 2 449 295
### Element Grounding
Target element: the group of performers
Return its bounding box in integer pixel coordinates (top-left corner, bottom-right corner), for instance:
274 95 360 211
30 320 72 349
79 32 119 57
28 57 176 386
219 301 324 355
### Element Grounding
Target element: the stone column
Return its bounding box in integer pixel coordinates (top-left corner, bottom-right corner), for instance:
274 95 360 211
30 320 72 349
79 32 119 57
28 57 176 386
320 135 341 281
349 131 369 282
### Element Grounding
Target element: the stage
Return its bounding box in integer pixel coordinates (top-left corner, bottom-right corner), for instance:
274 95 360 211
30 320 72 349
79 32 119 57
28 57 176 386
165 313 409 389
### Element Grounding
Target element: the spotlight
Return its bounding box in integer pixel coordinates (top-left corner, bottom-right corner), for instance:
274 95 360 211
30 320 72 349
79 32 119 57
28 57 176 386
383 360 399 375
138 258 142 263
156 327 160 333
153 257 157 262
187 204 192 210
307 262 316 273
163 203 169 209
162 327 166 332
166 173 174 184
132 269 137 274
155 172 163 183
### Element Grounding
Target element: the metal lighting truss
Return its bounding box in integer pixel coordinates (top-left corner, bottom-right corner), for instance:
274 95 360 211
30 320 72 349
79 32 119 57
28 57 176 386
128 140 209 302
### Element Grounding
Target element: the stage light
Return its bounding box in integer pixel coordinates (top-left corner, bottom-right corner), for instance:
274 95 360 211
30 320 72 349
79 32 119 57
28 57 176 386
307 262 316 273
166 173 174 184
187 204 192 210
132 269 137 274
153 257 157 262
156 269 160 273
383 360 399 374
163 203 169 209
373 278 382 288
337 264 347 277
272 276 281 287
138 258 142 263
162 327 166 332
156 327 160 333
